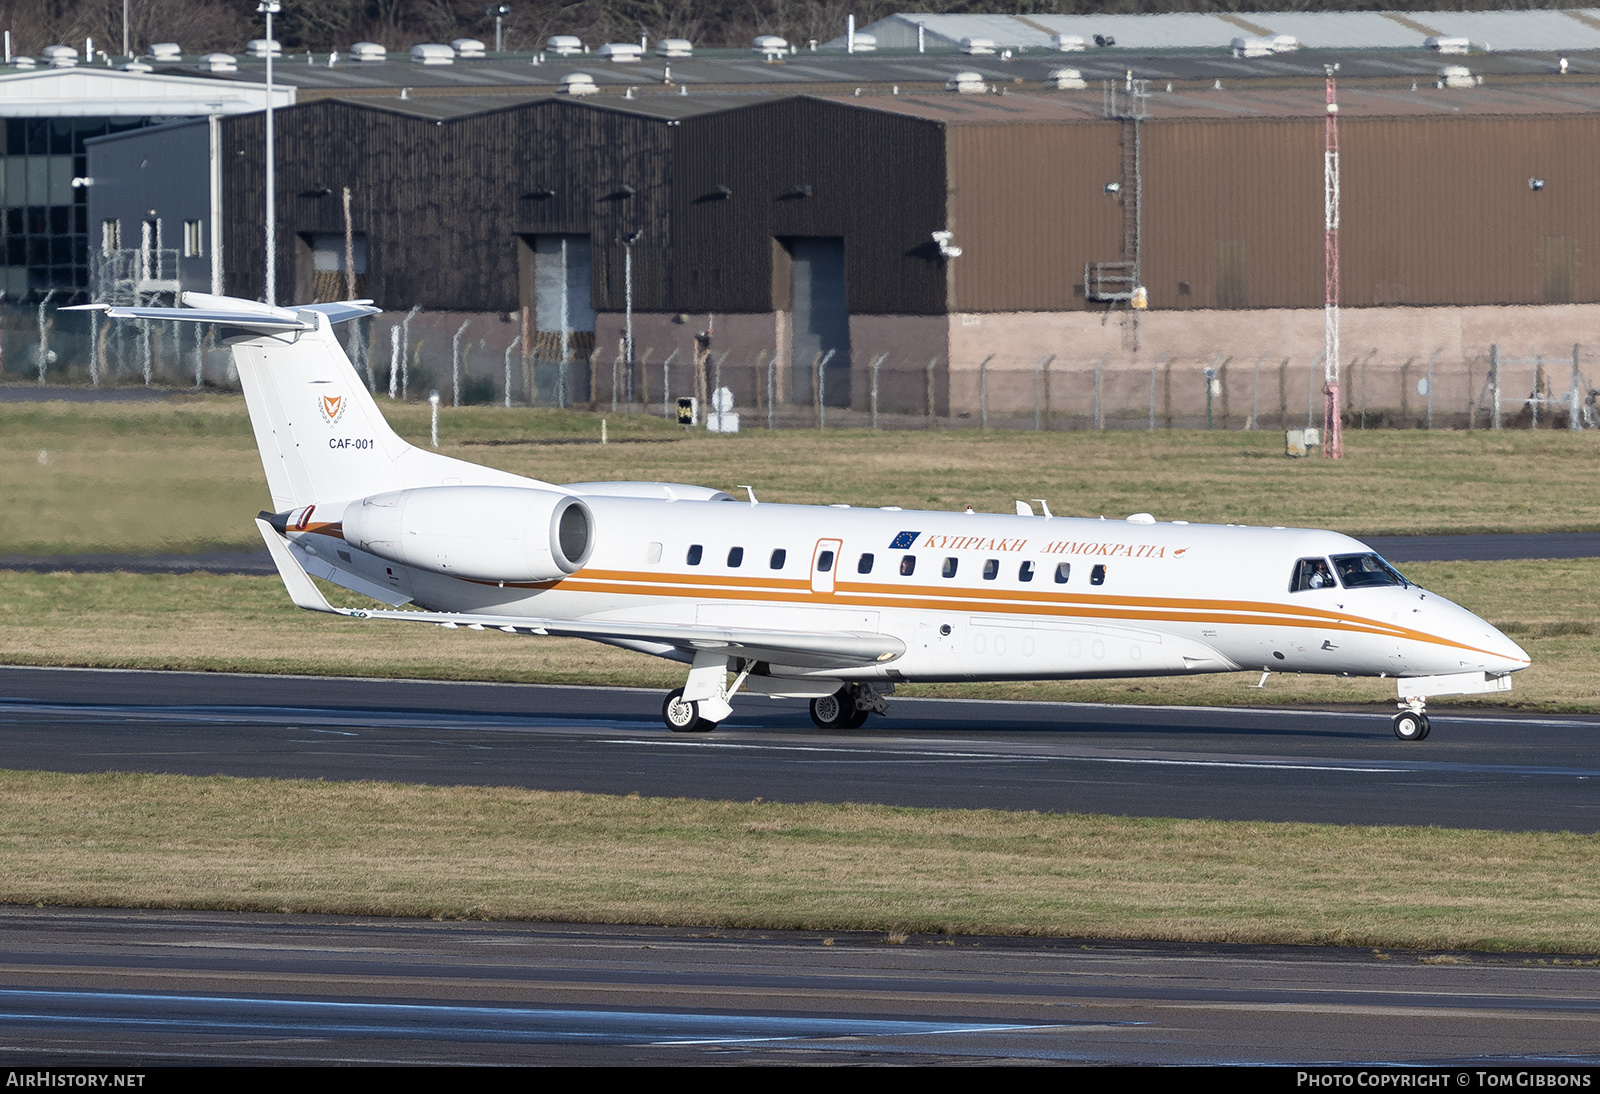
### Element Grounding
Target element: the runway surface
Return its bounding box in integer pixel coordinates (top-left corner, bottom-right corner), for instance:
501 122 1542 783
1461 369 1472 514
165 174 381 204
3 667 1599 1065
2 906 1598 1065
1 666 1596 832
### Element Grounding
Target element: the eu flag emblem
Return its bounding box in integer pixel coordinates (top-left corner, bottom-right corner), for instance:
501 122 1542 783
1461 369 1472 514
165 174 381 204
889 531 920 550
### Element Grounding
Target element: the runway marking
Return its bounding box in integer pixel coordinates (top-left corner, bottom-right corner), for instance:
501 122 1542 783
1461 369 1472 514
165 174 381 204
12 698 1600 778
596 738 1412 774
0 988 1062 1044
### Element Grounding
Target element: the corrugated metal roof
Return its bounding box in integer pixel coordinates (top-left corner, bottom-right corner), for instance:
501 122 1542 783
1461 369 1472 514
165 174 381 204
151 41 1595 106
845 82 1600 124
850 10 1600 53
343 89 774 121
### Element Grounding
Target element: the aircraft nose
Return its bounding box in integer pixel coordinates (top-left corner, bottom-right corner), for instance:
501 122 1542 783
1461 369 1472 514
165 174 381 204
1484 622 1531 672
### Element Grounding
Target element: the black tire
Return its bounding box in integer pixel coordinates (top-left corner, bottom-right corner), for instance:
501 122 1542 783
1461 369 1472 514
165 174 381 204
1393 711 1426 741
663 687 713 733
810 692 850 729
1417 714 1431 740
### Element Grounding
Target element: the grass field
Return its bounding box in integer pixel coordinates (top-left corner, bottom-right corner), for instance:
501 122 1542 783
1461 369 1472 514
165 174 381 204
1 770 1597 952
5 397 1600 946
5 396 1600 555
1 558 1597 709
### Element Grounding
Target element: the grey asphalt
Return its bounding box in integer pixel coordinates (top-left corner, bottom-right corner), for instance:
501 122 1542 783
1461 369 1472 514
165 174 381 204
1 906 1597 1065
4 668 1600 1065
1 666 1596 833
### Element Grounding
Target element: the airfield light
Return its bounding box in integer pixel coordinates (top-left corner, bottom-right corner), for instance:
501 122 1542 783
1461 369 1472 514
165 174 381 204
485 5 511 52
429 389 440 448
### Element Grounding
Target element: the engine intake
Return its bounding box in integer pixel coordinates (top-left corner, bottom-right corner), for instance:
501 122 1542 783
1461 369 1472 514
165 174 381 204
342 485 593 583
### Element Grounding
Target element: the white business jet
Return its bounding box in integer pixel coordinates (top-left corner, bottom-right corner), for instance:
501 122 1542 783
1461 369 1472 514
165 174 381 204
75 294 1529 741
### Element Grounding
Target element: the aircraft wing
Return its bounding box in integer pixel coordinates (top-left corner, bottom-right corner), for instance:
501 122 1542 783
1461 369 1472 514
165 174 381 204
256 519 902 668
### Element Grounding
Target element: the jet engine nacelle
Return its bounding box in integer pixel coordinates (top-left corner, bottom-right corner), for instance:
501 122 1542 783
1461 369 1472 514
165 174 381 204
341 485 593 583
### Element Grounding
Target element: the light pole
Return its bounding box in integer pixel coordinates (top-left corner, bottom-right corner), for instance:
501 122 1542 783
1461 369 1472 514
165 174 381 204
623 230 640 394
485 5 510 52
258 0 280 305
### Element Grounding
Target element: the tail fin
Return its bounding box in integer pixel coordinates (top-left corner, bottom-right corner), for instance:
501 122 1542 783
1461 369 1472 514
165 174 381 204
74 293 539 511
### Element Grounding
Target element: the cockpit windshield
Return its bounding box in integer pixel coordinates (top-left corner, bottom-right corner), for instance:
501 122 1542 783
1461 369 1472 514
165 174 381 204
1331 553 1410 589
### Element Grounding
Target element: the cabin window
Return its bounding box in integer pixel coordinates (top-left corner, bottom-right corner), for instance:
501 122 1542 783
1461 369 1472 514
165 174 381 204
942 557 958 579
1054 562 1071 584
727 546 744 567
647 542 662 563
1090 564 1106 586
982 558 999 581
857 552 874 574
816 550 835 572
769 548 786 569
1332 553 1409 589
900 555 916 576
686 544 703 566
1019 560 1035 582
1290 557 1336 592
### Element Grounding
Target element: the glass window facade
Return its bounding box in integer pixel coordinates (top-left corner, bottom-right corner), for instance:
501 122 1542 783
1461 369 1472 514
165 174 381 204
1 117 147 300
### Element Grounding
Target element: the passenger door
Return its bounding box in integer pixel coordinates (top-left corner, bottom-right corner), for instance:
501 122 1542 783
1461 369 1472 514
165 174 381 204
810 538 842 594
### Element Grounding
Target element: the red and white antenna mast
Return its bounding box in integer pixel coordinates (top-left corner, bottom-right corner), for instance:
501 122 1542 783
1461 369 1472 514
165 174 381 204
1323 63 1343 459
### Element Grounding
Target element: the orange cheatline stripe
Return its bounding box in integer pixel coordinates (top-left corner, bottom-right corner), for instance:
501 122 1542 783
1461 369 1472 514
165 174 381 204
547 568 1519 663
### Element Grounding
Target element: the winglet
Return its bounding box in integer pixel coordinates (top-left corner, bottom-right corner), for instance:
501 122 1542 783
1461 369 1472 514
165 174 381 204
254 517 343 615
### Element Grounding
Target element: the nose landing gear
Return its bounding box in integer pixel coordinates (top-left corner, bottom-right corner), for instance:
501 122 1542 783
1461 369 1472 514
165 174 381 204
1393 699 1431 741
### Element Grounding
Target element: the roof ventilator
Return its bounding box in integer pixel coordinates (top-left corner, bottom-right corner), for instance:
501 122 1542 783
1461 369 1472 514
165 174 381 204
451 38 486 59
1426 36 1470 55
946 71 986 93
197 53 237 73
1048 67 1087 89
558 72 598 95
246 39 282 58
546 36 584 56
753 36 788 60
411 43 455 65
350 42 387 62
599 43 643 62
147 42 182 62
1436 65 1479 88
41 45 78 68
656 39 692 57
959 37 995 56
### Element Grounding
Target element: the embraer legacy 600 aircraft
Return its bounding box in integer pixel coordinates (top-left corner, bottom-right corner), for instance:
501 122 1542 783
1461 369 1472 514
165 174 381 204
77 294 1528 741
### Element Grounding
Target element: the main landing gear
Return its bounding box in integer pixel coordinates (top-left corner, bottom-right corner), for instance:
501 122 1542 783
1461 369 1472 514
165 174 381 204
659 658 893 733
1393 698 1431 741
810 685 889 730
663 687 716 733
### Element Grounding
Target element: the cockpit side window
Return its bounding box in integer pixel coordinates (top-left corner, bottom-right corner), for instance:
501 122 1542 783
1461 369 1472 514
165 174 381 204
1332 553 1409 589
1290 557 1336 592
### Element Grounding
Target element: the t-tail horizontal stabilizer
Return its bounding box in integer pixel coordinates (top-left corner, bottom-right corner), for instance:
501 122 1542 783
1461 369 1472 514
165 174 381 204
66 292 378 334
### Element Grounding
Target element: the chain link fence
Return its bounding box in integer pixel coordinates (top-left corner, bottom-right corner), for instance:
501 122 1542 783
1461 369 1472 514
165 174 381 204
6 302 1597 432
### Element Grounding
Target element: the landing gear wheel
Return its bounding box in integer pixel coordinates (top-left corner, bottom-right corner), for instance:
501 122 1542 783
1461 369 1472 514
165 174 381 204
663 687 713 733
1392 711 1429 741
810 692 851 729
